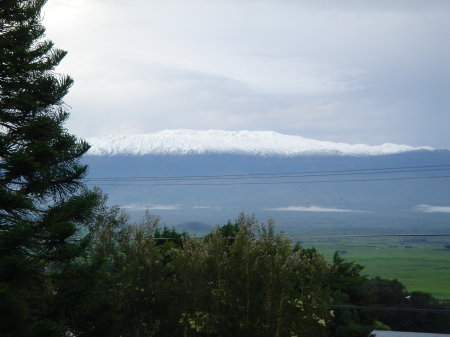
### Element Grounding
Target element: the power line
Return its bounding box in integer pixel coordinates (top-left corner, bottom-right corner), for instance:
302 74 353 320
85 167 450 182
85 163 450 181
86 174 450 186
329 305 450 314
143 233 450 240
288 233 450 239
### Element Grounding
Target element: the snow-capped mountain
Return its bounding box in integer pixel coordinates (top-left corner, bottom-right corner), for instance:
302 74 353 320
87 129 433 157
82 130 450 234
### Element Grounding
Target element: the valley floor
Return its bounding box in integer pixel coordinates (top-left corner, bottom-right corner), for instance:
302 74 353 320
300 236 450 299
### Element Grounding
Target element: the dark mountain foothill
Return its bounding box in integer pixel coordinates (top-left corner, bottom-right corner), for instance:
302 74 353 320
83 149 450 235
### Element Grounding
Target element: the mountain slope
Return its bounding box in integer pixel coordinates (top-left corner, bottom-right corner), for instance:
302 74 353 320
87 130 433 156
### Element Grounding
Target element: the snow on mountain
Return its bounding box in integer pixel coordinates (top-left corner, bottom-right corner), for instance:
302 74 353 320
86 129 433 156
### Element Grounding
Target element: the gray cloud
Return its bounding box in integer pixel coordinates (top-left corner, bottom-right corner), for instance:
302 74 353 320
122 204 180 211
44 0 450 148
265 205 367 213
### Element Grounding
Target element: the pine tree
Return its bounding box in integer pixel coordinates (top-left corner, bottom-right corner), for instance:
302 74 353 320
0 1 100 335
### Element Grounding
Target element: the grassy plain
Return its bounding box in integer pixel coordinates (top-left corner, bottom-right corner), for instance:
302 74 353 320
298 236 450 299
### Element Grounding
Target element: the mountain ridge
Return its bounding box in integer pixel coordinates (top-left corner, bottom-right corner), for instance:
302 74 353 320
87 129 434 157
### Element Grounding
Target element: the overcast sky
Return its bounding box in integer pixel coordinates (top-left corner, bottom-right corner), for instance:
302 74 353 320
43 0 450 148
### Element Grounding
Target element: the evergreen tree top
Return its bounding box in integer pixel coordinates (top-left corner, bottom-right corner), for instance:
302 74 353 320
0 0 91 215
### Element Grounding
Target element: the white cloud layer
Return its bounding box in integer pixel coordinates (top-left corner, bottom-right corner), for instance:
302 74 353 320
122 204 180 211
265 205 366 213
413 205 450 213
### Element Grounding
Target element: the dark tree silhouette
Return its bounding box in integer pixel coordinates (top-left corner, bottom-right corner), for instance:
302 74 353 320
0 1 100 335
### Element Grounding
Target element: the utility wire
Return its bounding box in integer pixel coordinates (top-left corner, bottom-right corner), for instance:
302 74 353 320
288 233 450 238
86 174 450 186
85 164 450 181
145 233 450 240
329 305 450 314
85 167 450 182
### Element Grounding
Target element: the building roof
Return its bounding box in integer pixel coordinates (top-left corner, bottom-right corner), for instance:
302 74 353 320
371 331 450 337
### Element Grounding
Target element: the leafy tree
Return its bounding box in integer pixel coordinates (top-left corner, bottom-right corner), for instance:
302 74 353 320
364 278 450 333
0 1 100 335
217 220 239 238
364 277 407 307
81 205 184 337
154 224 185 250
327 252 376 337
175 214 332 337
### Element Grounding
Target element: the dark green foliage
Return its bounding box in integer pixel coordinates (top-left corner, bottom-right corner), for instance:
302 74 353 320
364 278 450 333
0 1 100 335
217 220 239 238
174 215 331 337
82 211 332 337
327 252 375 337
364 277 407 307
154 224 185 248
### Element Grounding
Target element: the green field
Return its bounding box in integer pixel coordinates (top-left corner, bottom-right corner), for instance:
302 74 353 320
299 236 450 299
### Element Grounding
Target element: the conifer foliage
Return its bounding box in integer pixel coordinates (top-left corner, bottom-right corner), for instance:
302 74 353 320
0 1 99 336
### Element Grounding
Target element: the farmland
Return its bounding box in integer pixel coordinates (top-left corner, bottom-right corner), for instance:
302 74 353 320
299 236 450 299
